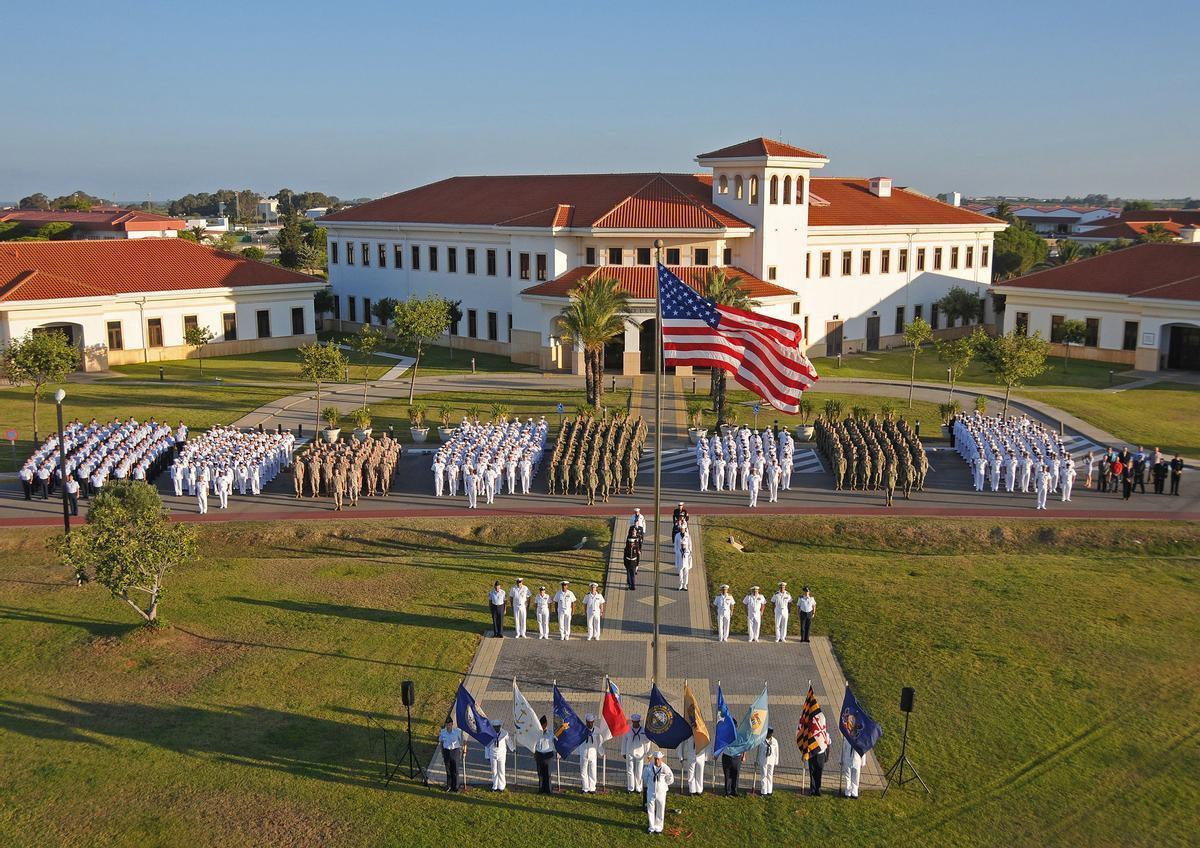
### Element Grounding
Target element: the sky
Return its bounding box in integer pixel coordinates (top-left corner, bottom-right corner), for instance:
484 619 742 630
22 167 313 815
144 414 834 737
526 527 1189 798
2 0 1196 203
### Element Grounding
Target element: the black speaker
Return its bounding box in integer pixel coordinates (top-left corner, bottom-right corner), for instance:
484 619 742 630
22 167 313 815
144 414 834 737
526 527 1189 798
900 687 915 713
401 680 415 707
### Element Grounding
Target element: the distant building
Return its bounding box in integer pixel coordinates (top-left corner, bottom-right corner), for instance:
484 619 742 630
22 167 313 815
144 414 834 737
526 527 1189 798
304 207 328 220
257 197 279 223
1073 209 1200 245
967 204 1119 236
184 216 231 233
995 243 1200 371
0 239 325 371
0 207 186 240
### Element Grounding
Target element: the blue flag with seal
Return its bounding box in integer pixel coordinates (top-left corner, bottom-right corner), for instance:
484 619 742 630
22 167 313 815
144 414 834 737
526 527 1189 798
552 685 588 757
721 686 769 756
839 684 883 756
644 683 693 750
713 684 737 757
454 682 498 747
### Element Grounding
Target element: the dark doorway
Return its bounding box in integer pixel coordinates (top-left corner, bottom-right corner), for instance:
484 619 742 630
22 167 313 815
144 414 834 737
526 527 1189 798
1167 325 1200 370
866 316 881 351
825 320 843 357
604 330 626 372
639 320 674 374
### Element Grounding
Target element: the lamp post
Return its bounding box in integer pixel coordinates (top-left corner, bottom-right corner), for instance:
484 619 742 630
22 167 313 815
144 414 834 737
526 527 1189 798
55 389 71 535
651 239 664 683
947 367 953 402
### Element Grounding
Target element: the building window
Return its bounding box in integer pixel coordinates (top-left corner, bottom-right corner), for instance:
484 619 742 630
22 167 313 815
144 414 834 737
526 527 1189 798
769 175 779 204
950 247 959 269
466 248 476 274
255 310 271 339
916 248 926 271
748 176 759 205
291 307 305 335
363 298 372 325
899 249 909 272
487 311 498 341
378 243 387 268
965 246 974 268
429 246 438 271
782 175 792 205
914 304 923 321
881 249 891 274
536 253 548 281
861 251 872 275
507 250 512 277
804 315 809 342
361 242 370 266
820 252 832 277
1123 321 1138 351
486 249 497 275
348 297 357 323
735 175 743 199
411 245 420 270
448 246 457 272
346 241 354 265
330 241 339 264
637 247 651 265
1085 318 1100 347
718 175 728 194
694 248 710 265
519 253 531 280
723 247 732 265
394 244 403 269
768 266 777 280
841 251 853 275
507 313 513 342
106 321 124 350
666 247 680 264
146 318 163 347
791 302 801 315
982 245 990 266
1015 312 1029 336
1050 314 1065 343
933 247 943 270
332 297 341 320
586 246 596 265
223 312 237 340
183 314 198 335
931 304 940 329
608 247 623 265
468 309 478 338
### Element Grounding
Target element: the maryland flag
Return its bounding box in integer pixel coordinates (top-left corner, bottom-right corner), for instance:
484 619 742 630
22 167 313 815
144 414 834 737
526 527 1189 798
795 685 822 761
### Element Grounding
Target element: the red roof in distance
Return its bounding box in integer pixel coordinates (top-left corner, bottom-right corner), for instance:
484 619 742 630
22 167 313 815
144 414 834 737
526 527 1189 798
697 137 826 160
0 207 186 233
999 244 1200 302
521 265 793 300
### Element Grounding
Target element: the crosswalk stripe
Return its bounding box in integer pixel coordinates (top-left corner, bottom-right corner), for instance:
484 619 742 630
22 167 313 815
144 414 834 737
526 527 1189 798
638 448 825 475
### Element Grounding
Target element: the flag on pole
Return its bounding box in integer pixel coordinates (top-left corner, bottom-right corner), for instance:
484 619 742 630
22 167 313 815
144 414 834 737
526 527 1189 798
713 684 737 757
658 264 819 413
552 685 588 757
644 683 693 749
721 686 769 756
682 682 710 751
454 682 498 747
601 677 630 741
511 679 543 753
795 685 823 760
839 684 883 756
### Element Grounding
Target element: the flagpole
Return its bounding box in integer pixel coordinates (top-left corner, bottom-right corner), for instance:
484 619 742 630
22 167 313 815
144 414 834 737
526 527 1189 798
652 240 664 684
554 678 561 793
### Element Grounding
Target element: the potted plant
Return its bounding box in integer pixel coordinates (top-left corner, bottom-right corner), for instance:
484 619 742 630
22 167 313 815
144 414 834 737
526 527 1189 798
490 402 512 424
879 401 896 421
320 406 341 443
719 406 739 437
974 395 988 415
794 397 815 441
349 406 372 441
939 400 962 437
464 405 480 425
409 403 429 443
686 400 708 444
437 403 456 442
822 398 843 422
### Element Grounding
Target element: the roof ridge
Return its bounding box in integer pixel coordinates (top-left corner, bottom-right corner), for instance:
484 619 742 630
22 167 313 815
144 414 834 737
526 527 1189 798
656 173 724 228
590 174 663 227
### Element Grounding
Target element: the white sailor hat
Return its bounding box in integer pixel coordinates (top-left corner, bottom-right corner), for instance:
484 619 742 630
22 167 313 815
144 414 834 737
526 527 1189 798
590 582 598 588
585 713 595 722
720 583 730 589
631 713 643 722
653 750 664 759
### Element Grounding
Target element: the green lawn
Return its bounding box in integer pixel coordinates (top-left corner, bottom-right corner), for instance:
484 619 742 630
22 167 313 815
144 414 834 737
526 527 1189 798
811 348 1135 389
368 389 589 443
715 389 946 436
1034 382 1200 457
319 333 536 377
702 517 1200 848
113 347 396 385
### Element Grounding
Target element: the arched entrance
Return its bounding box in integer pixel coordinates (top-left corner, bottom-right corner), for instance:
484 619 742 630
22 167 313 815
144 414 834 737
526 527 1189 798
603 331 626 373
1164 322 1200 370
34 323 87 370
638 320 677 375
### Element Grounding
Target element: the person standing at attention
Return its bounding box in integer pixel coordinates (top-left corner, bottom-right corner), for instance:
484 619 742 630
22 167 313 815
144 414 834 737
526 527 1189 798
713 584 735 641
534 584 552 639
554 580 577 640
438 717 466 792
743 586 766 643
488 580 506 638
771 582 792 643
797 586 816 642
510 577 531 638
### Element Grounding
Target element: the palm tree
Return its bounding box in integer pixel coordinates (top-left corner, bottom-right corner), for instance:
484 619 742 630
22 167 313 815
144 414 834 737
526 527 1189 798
993 200 1015 223
1036 239 1084 269
185 225 209 243
1089 241 1113 256
1137 223 1175 244
555 275 630 409
705 267 759 425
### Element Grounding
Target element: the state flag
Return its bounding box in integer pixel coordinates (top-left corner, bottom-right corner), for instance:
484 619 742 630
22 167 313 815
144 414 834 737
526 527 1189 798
552 685 587 757
839 684 883 756
644 683 693 750
454 682 498 747
601 677 630 741
511 679 543 753
682 682 710 751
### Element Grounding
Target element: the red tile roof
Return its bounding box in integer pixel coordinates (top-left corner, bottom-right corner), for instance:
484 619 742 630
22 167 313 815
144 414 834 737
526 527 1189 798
1117 209 1200 228
999 244 1200 302
0 207 186 233
697 137 826 160
806 179 1002 227
321 173 752 230
521 265 794 300
0 239 321 303
1074 220 1184 240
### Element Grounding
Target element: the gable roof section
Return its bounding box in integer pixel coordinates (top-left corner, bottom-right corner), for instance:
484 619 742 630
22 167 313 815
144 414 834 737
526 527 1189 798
806 179 1002 227
521 265 793 300
1118 209 1200 228
697 137 826 160
999 244 1200 302
0 239 321 303
1073 220 1183 240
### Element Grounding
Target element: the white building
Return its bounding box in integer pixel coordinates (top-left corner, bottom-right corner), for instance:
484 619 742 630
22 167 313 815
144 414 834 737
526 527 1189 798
257 197 280 223
967 203 1119 236
0 239 326 371
320 137 1005 375
995 243 1200 372
0 207 187 239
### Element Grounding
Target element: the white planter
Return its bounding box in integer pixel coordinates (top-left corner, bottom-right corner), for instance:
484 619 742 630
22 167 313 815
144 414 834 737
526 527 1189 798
795 424 815 441
320 428 341 444
353 427 373 442
719 424 738 437
687 427 708 445
437 426 456 442
941 424 951 439
410 426 430 444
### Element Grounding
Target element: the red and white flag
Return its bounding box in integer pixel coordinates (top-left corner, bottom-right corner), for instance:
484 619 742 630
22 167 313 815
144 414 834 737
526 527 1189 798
600 677 630 741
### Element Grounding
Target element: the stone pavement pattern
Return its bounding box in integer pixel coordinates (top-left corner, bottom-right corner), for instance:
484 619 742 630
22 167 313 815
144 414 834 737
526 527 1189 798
425 516 886 795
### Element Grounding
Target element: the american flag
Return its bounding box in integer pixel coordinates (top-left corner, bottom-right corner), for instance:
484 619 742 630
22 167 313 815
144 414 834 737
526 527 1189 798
658 264 818 413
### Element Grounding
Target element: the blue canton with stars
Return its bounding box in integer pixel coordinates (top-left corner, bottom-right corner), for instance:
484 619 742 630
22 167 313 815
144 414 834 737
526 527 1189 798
658 264 720 327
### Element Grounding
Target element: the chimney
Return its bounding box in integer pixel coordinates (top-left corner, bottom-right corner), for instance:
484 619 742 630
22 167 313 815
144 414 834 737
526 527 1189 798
946 191 962 207
868 177 892 198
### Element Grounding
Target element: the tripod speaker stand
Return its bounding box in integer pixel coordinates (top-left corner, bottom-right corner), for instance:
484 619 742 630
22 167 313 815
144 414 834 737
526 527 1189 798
882 687 929 797
385 680 428 787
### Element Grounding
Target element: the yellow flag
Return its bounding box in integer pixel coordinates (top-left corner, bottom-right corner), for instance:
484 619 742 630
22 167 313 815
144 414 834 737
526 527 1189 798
683 683 711 750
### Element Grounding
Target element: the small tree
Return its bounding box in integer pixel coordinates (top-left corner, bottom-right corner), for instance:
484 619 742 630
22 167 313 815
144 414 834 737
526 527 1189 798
446 300 464 359
184 324 215 377
241 246 266 261
392 295 452 403
1057 318 1088 372
902 317 933 408
348 324 385 408
974 395 988 414
936 330 983 402
183 225 209 243
372 297 399 332
276 210 305 268
313 288 335 329
979 331 1050 415
57 481 196 625
938 286 983 327
798 397 814 425
2 329 80 443
298 341 350 431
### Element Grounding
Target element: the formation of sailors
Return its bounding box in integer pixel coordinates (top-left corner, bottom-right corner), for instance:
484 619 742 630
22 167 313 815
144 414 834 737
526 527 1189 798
431 417 549 507
952 412 1077 508
294 433 402 509
171 425 296 513
19 417 175 502
693 426 793 507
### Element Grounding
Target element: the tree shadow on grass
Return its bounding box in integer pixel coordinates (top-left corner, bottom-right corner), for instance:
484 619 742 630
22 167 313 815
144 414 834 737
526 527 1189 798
223 596 482 634
0 606 139 639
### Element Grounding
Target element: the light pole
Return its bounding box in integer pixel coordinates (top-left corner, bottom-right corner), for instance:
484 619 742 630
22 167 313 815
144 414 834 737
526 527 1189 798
651 239 664 684
55 389 71 535
947 367 953 402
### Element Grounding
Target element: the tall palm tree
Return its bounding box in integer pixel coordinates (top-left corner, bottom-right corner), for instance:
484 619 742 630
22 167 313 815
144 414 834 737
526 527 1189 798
993 200 1015 223
555 275 630 409
1137 223 1175 244
704 268 759 425
1036 239 1084 269
186 225 209 243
